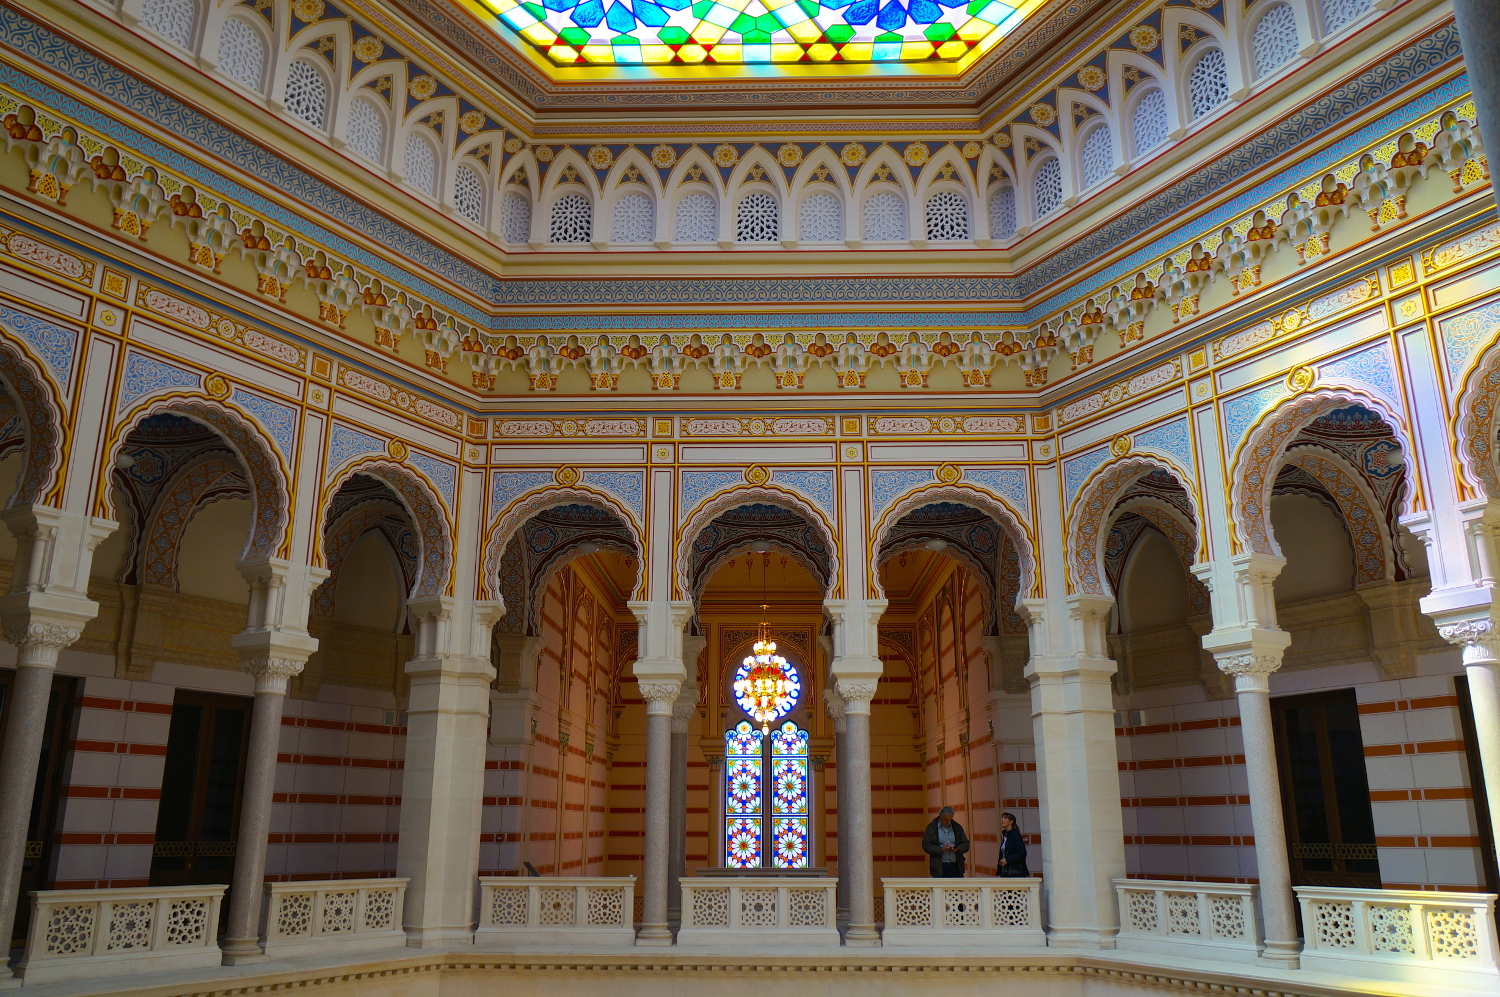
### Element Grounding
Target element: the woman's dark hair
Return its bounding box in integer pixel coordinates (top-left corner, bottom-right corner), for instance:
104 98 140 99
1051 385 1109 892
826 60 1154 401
1001 812 1018 827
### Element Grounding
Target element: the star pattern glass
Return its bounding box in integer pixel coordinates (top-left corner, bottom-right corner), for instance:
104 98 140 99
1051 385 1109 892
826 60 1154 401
725 721 765 867
770 721 808 869
476 0 1045 68
773 816 808 867
726 816 762 868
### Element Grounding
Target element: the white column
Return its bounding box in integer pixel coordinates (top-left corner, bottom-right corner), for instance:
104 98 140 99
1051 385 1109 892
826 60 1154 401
220 558 326 964
668 636 701 922
629 599 691 944
1431 612 1500 875
1194 552 1298 968
823 684 849 929
1020 593 1126 949
0 507 114 971
825 597 884 947
396 596 502 946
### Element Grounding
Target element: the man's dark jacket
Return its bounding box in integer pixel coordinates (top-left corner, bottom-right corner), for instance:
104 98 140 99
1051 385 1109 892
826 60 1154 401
920 817 970 877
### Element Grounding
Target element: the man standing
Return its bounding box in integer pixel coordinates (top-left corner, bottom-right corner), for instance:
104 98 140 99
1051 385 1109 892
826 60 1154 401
921 806 969 878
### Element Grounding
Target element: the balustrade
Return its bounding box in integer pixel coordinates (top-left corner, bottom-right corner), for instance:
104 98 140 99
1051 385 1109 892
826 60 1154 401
1296 886 1499 990
879 878 1045 948
476 877 636 947
15 885 225 983
1113 879 1262 963
677 877 839 947
259 879 408 958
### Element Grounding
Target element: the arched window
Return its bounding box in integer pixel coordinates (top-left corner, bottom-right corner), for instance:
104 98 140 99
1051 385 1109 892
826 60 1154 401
988 186 1016 239
925 190 969 240
454 164 484 224
862 192 906 242
726 720 810 869
1080 125 1114 189
674 192 716 242
611 191 654 243
1251 3 1299 80
799 192 842 242
549 193 593 243
403 133 436 198
1132 88 1169 155
1320 0 1372 35
1188 48 1230 120
283 60 328 131
1033 158 1063 218
217 18 266 92
346 98 385 164
142 0 195 47
736 192 779 242
501 192 531 243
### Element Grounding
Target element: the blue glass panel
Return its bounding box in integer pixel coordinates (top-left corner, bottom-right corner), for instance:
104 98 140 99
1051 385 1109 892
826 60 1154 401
773 817 808 868
726 817 761 868
843 0 878 24
604 1 637 31
572 0 605 27
633 2 670 26
909 0 940 22
876 0 907 30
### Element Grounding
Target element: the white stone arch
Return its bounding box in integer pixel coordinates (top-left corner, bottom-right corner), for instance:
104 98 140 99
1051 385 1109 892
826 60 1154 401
851 146 917 241
914 150 978 243
1229 386 1417 557
541 147 601 244
139 0 203 50
869 483 1037 607
1066 455 1204 597
1175 30 1235 126
664 146 726 194
0 329 65 509
482 486 647 602
789 148 852 242
103 395 292 561
605 146 665 198
1242 0 1309 83
675 485 841 600
1021 137 1066 226
1112 51 1176 158
321 459 453 599
605 185 658 246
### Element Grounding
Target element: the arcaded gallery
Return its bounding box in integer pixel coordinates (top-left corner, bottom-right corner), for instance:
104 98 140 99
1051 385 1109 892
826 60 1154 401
0 0 1498 992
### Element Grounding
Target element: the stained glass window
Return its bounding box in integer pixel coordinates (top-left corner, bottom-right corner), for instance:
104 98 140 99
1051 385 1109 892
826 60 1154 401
724 719 808 868
473 0 1047 69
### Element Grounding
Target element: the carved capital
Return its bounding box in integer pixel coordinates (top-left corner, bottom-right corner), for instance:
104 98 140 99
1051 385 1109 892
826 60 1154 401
241 655 306 695
671 697 696 733
1 620 81 669
1216 652 1281 677
638 679 682 715
834 677 878 714
1438 618 1500 664
823 685 846 721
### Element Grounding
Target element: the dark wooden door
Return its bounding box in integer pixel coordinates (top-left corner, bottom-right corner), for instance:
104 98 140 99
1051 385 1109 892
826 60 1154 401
149 691 252 887
1271 688 1381 888
0 670 76 944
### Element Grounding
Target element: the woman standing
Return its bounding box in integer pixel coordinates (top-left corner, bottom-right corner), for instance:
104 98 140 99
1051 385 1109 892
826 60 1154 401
998 811 1029 877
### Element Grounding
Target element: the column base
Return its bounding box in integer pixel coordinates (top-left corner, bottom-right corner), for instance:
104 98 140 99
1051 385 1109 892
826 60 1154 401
403 927 477 948
844 924 881 947
219 939 269 966
635 924 673 946
1259 940 1301 969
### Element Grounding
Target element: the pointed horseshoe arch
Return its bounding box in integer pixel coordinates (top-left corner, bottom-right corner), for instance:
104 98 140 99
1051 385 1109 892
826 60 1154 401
675 485 841 601
870 483 1036 607
322 460 453 599
0 335 64 509
1067 455 1203 597
1230 387 1416 556
481 485 646 603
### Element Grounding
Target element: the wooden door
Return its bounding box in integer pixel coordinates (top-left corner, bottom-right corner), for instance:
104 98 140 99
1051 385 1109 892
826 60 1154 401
1271 688 1381 888
149 691 252 887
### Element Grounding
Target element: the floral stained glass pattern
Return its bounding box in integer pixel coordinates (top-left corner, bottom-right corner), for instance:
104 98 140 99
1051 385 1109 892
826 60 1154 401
725 720 808 868
474 0 1047 69
771 721 808 868
725 721 764 868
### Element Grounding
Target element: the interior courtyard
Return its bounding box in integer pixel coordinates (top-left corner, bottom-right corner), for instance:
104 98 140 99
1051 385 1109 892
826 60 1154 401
0 0 1499 993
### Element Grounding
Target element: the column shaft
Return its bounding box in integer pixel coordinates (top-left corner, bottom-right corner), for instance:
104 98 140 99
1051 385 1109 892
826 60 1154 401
834 726 849 928
841 706 877 945
221 680 292 961
638 706 676 943
667 726 688 921
1234 676 1298 963
1464 658 1500 847
0 664 58 951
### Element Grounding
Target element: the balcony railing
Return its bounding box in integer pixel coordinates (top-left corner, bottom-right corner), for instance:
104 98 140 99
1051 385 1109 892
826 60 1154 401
879 878 1045 948
678 877 839 946
1296 886 1500 990
259 878 408 958
1113 879 1262 963
14 885 226 984
476 877 636 947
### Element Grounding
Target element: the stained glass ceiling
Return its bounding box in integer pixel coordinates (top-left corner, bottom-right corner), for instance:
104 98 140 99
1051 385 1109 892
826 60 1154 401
471 0 1046 71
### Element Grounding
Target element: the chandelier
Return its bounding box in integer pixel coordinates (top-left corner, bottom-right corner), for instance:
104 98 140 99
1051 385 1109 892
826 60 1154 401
734 609 797 734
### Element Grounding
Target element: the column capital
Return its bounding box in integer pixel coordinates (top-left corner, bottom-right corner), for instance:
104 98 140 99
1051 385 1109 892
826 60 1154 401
1213 649 1284 694
671 684 697 733
639 679 683 715
492 633 545 693
239 655 307 695
0 616 85 669
1435 612 1500 665
231 626 318 694
834 677 877 714
823 686 847 732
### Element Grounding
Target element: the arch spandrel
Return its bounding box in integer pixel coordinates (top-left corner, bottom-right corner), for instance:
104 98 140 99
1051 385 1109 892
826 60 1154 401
103 395 292 559
1229 386 1416 557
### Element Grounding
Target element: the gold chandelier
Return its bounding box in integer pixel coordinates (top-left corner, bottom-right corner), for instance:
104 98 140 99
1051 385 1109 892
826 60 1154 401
735 609 793 734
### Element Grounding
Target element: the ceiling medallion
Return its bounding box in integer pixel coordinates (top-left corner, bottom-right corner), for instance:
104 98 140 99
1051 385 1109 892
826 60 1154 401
1110 434 1131 457
745 464 770 485
556 465 580 486
204 374 230 399
1287 365 1317 393
388 439 409 460
936 463 961 484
